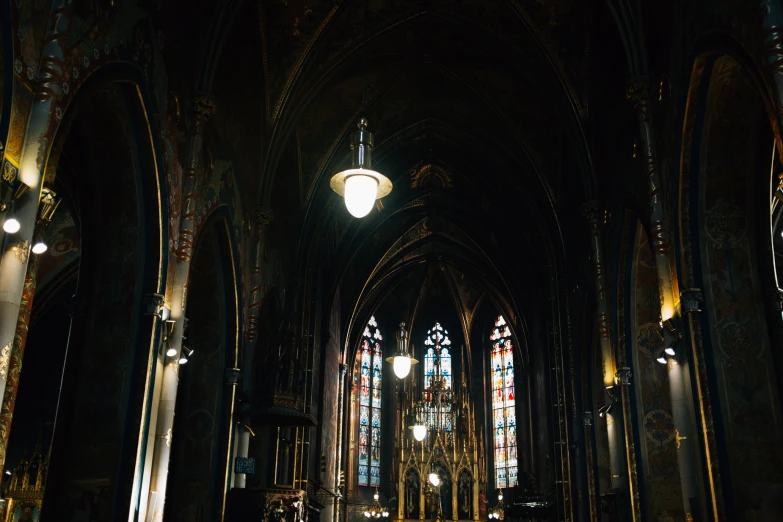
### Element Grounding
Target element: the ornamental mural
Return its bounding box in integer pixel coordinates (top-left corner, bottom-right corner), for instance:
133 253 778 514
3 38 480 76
697 55 783 517
629 222 684 520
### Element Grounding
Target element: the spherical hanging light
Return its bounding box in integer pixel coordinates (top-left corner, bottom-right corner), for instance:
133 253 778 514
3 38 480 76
330 119 392 218
386 322 418 379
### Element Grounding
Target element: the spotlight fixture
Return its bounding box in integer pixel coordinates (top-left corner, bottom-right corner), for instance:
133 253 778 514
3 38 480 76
31 241 47 254
163 320 177 357
179 345 194 365
330 119 392 218
386 323 418 379
656 356 667 364
598 404 613 418
664 347 675 356
3 217 20 234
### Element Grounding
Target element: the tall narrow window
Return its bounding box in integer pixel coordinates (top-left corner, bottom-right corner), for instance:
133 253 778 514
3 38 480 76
424 322 452 436
358 316 383 486
490 315 517 488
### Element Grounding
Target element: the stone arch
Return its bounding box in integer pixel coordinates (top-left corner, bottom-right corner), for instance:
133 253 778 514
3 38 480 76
164 208 240 522
679 51 783 519
39 66 167 519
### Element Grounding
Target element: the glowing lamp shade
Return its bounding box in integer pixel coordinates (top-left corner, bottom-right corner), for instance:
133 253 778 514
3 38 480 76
3 218 20 234
428 473 440 487
344 173 379 218
413 425 427 441
329 119 392 218
393 354 412 379
31 242 47 254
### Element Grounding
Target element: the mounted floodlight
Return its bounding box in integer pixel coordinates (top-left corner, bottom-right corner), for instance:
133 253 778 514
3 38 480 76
656 356 667 364
3 217 20 234
179 345 194 365
664 347 675 356
31 241 47 254
330 119 392 218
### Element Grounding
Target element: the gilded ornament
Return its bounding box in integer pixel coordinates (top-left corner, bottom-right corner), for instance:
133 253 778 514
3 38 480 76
11 240 29 264
0 343 10 380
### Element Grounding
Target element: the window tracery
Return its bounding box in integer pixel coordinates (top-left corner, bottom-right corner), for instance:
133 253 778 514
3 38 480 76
358 316 383 487
490 315 517 488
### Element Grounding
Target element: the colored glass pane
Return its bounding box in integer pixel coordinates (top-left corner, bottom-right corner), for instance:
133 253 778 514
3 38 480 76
357 316 382 487
490 315 518 487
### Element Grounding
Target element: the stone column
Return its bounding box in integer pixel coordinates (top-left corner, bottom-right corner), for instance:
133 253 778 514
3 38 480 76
626 78 677 321
452 478 458 521
667 357 698 519
0 1 70 409
0 189 58 474
334 363 347 522
582 412 598 522
582 202 628 502
761 0 783 148
233 424 252 489
147 96 216 522
681 289 726 521
243 208 274 391
615 368 641 522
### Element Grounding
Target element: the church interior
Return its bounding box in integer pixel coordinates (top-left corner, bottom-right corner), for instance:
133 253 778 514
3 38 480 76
1 0 783 521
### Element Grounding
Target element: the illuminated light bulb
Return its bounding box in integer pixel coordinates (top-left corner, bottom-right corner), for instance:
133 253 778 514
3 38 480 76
3 218 20 234
166 347 177 357
413 425 427 441
665 347 675 356
179 355 189 365
656 356 667 364
344 173 378 218
393 354 412 379
428 473 440 486
31 241 47 254
498 494 503 501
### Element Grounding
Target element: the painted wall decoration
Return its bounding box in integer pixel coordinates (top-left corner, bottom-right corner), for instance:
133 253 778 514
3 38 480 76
630 223 683 519
697 55 783 518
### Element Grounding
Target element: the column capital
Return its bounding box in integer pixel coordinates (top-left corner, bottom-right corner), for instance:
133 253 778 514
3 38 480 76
582 200 606 227
193 95 217 121
680 288 704 313
769 287 783 312
142 293 165 317
225 367 241 385
255 207 275 230
616 367 632 386
626 76 651 105
582 411 593 426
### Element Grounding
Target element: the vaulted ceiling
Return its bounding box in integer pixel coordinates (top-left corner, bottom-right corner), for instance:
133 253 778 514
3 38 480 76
256 1 600 354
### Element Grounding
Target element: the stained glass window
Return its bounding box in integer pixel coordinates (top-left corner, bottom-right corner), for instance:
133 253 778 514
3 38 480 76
490 315 517 488
423 323 452 440
358 316 383 487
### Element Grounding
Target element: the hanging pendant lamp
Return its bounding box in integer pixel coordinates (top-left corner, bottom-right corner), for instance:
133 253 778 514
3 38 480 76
330 118 392 218
386 322 418 378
